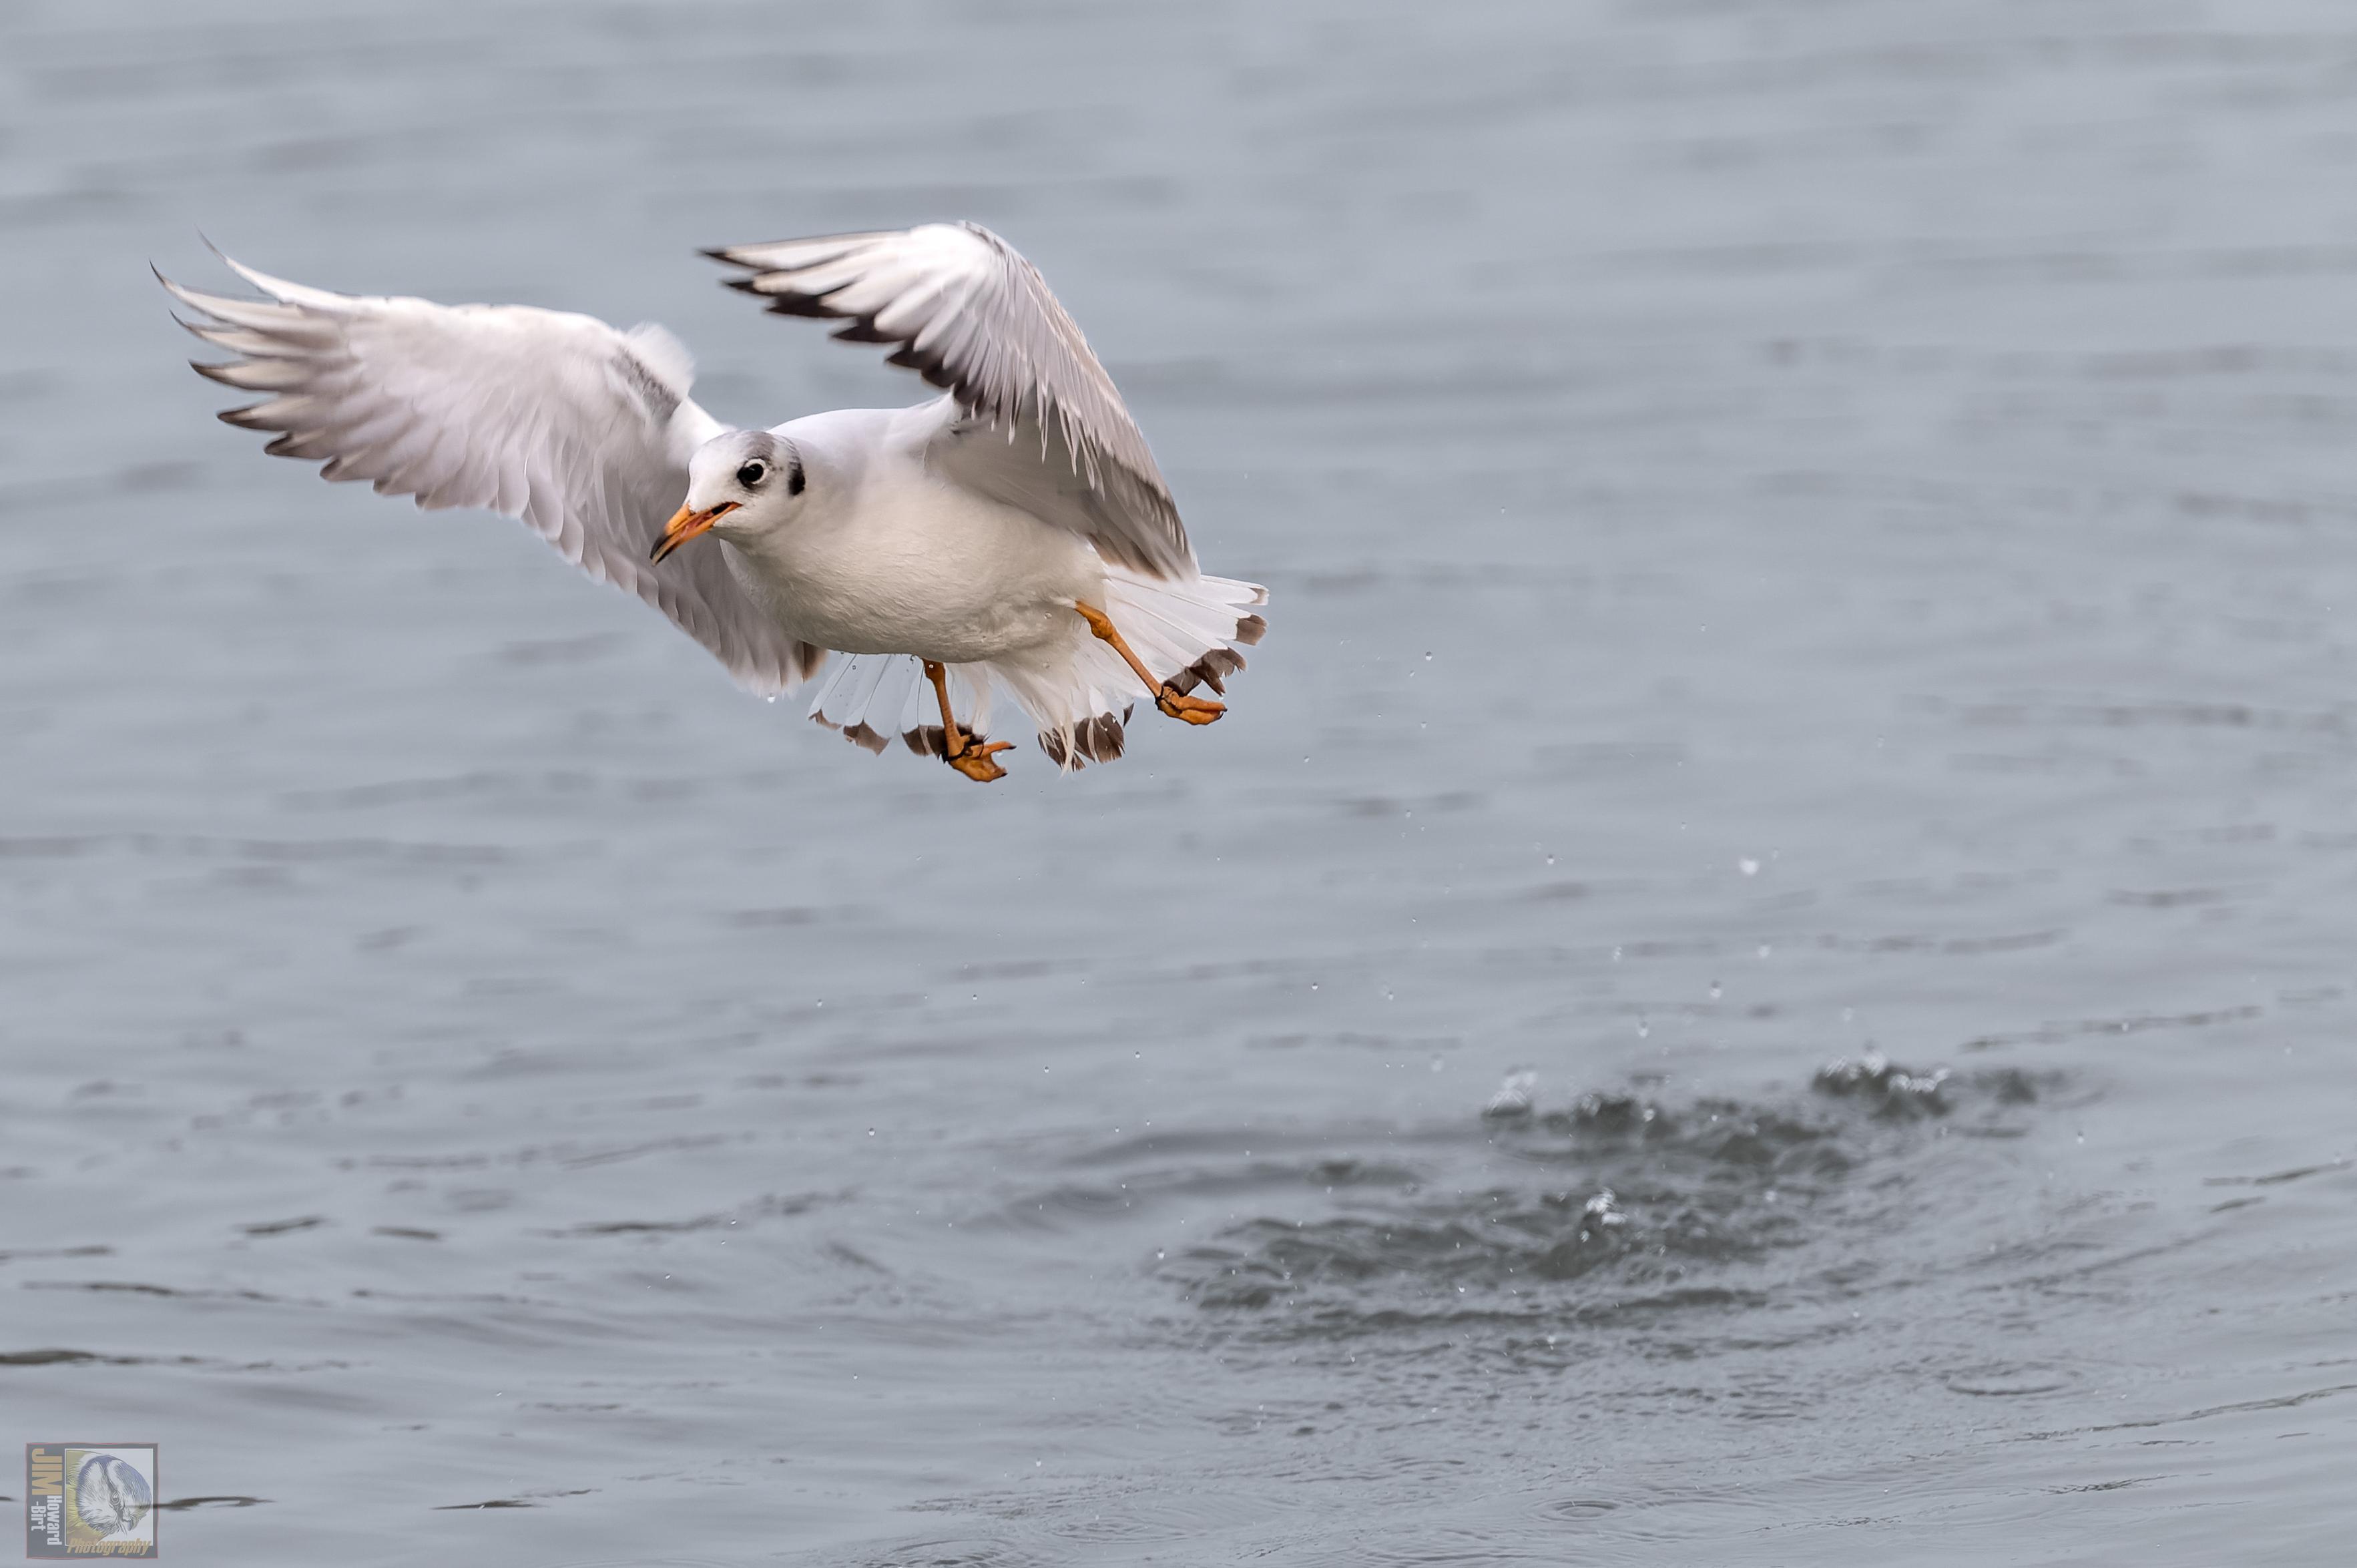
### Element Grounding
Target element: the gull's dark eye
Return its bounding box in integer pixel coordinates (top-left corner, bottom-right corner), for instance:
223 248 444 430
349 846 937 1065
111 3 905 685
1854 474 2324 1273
736 459 768 487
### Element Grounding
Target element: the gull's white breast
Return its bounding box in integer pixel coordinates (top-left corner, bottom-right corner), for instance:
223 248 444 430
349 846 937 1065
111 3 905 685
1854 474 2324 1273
721 407 1105 664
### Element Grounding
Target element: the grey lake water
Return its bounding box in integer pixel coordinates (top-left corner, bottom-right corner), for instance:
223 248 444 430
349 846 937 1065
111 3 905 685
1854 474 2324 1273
4 1 2356 1562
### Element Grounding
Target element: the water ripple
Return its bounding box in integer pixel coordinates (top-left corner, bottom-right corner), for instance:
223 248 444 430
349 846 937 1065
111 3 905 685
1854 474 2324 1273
1155 1062 2062 1338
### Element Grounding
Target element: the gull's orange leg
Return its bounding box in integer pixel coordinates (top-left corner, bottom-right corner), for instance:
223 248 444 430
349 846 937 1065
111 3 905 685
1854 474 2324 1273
1073 603 1225 725
925 660 1013 782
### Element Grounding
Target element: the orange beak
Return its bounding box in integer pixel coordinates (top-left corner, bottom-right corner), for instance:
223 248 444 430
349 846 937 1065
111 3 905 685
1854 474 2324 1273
649 501 738 563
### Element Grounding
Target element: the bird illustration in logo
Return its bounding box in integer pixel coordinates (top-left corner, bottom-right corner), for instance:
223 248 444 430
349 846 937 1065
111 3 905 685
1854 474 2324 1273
73 1453 152 1537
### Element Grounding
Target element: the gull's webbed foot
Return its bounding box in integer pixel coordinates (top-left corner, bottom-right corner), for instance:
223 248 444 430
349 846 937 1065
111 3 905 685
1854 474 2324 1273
1076 602 1231 728
919 658 1013 782
946 737 1014 782
1155 689 1225 725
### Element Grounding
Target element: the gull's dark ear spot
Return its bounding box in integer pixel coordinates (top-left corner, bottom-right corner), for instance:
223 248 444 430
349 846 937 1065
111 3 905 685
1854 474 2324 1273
787 457 806 497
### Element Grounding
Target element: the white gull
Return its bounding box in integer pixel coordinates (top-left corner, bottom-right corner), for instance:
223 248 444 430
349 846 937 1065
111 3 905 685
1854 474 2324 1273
159 224 1266 781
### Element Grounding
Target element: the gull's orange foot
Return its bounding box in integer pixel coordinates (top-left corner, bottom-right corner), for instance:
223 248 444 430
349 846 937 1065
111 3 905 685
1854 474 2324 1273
1155 689 1225 725
946 738 1014 782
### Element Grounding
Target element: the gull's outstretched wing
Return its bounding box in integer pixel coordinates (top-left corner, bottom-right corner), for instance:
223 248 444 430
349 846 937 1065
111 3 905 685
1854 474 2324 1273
703 223 1192 579
160 256 825 694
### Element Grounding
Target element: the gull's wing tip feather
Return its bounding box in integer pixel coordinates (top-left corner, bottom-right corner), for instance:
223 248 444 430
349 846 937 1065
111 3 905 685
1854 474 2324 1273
155 270 208 313
160 236 249 301
217 252 274 294
219 253 360 314
188 233 254 289
155 270 214 328
168 240 365 316
195 238 292 300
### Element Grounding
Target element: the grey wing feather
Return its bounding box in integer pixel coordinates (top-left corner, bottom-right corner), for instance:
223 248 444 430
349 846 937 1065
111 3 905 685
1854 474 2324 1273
703 223 1193 578
161 256 826 694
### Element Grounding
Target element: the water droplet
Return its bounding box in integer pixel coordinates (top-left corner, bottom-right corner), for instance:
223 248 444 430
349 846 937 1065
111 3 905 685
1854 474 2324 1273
1636 1019 1649 1038
1739 857 1760 876
1708 982 1722 1001
1483 1069 1537 1118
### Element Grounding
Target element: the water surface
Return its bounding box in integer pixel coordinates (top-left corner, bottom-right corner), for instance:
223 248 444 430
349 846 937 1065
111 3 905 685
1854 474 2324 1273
3 1 2354 1563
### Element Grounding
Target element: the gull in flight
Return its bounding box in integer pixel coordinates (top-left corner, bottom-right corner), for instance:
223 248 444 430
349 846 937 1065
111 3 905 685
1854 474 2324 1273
158 225 1266 780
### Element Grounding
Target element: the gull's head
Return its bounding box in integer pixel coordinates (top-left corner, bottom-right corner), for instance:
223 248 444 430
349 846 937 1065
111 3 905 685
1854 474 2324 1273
650 431 805 563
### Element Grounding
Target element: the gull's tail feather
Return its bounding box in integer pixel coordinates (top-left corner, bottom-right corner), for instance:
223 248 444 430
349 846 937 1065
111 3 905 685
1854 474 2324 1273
806 654 994 756
801 570 1266 774
1001 567 1267 771
1114 569 1266 698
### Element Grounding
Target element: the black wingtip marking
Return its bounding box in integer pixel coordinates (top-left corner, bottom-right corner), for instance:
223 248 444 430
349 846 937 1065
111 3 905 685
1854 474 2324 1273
762 293 844 318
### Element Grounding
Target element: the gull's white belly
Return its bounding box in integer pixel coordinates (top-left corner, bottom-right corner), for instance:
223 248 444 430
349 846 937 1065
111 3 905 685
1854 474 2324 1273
724 469 1103 663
